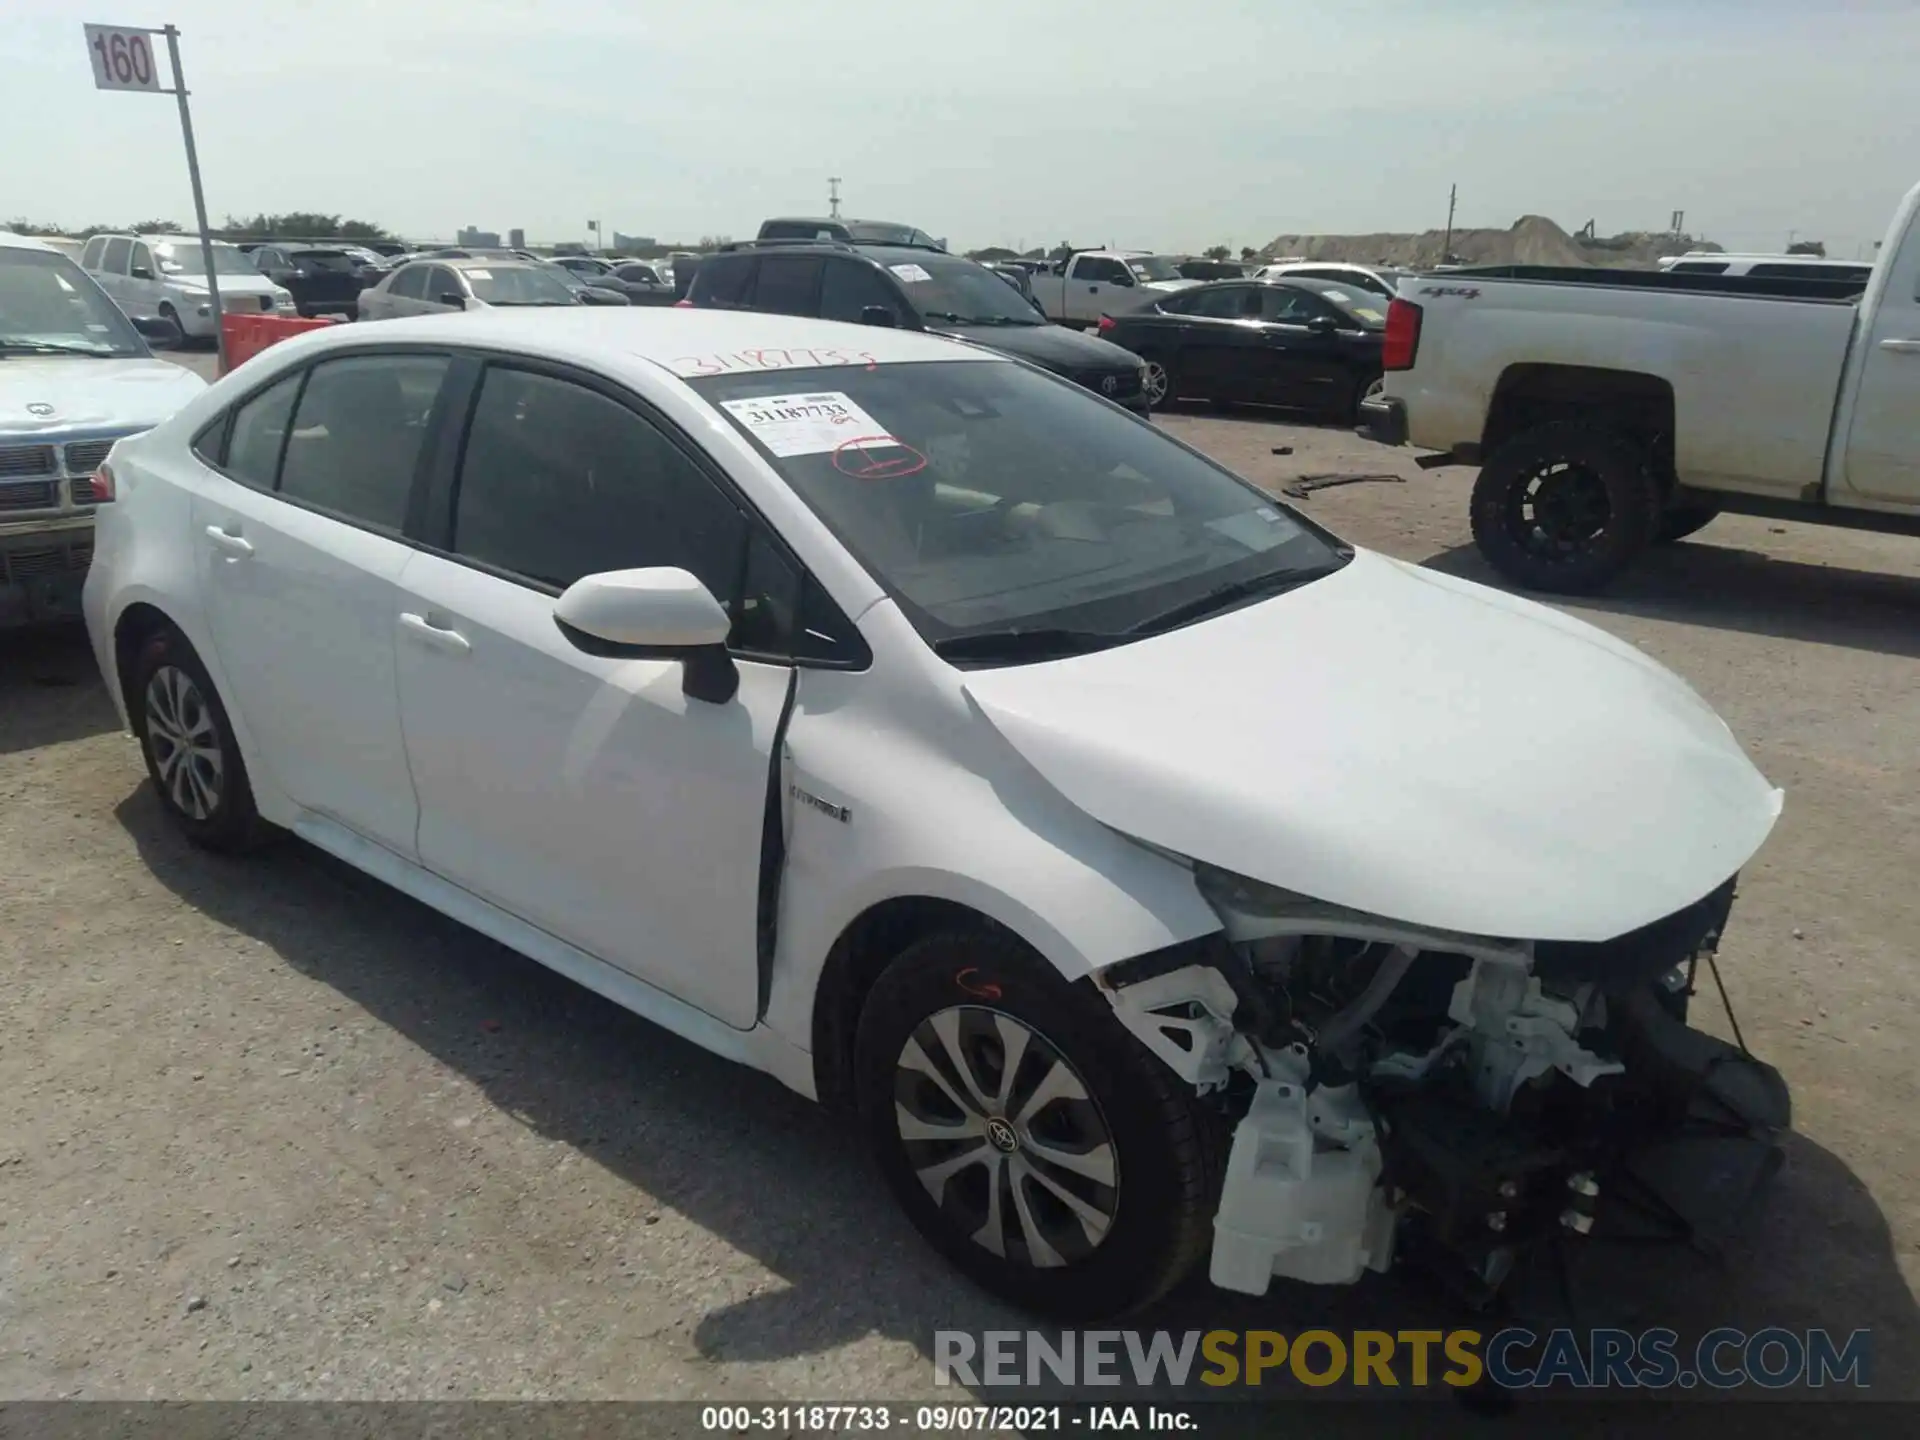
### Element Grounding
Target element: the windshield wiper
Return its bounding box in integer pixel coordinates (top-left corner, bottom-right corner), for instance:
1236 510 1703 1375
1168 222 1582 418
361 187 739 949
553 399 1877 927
0 340 119 357
931 627 1123 664
1123 559 1348 637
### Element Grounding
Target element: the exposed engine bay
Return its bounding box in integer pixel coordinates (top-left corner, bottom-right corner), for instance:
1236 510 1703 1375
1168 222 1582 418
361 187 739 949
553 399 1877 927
1098 865 1792 1309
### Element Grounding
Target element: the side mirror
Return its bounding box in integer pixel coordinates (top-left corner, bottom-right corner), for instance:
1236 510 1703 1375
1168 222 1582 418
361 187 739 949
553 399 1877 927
1307 315 1339 335
552 567 739 704
860 305 897 328
132 314 182 346
437 292 466 308
129 265 154 281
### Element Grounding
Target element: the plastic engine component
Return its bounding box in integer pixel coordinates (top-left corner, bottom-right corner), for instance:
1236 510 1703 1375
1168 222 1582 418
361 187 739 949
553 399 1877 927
1209 1077 1394 1293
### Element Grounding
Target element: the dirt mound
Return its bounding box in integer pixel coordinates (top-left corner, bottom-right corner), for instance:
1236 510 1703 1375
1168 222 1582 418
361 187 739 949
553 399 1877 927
1262 214 1598 268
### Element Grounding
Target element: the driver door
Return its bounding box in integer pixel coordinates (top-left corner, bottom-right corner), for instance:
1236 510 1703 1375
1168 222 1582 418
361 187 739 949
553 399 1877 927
393 359 799 1029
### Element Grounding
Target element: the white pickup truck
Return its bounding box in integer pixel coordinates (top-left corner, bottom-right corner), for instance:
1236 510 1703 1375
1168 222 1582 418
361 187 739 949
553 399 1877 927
1360 181 1920 592
1026 250 1198 328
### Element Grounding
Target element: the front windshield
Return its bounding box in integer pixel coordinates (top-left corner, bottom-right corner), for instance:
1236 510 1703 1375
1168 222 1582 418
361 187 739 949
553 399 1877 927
0 247 145 355
156 243 259 277
690 360 1345 652
894 257 1046 325
468 265 576 305
1127 255 1185 282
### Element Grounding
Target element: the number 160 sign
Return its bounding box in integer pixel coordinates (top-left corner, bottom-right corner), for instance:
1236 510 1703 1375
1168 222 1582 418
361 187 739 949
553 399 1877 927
84 24 166 91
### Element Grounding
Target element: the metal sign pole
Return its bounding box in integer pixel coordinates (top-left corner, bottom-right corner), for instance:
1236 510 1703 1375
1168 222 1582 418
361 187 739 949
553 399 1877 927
161 25 228 373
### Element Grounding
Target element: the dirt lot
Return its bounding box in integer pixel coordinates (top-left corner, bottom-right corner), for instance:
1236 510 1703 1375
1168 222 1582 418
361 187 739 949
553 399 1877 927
2 368 1917 1401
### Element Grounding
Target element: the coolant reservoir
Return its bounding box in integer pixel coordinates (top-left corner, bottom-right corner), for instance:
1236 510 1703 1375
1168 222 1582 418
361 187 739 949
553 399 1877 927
1210 1077 1393 1293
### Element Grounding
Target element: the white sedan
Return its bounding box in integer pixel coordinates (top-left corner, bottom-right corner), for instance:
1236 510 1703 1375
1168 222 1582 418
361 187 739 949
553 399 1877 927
81 308 1791 1318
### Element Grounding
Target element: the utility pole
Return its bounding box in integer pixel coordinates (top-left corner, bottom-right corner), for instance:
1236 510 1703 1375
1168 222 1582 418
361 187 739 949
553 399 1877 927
1441 183 1457 264
828 177 842 221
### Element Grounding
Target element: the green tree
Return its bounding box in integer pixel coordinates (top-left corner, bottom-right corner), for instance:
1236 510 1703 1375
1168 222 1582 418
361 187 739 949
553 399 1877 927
1239 246 1259 262
1203 244 1232 261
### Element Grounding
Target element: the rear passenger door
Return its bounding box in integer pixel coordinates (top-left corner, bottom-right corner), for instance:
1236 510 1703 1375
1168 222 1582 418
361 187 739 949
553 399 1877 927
750 255 824 315
1177 285 1263 399
189 350 455 854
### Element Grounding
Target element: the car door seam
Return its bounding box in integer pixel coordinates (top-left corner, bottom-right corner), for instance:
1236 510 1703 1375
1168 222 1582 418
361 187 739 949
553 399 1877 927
755 665 802 1024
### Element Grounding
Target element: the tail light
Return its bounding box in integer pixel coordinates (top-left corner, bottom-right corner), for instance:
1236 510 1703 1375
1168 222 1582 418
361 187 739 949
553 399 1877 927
89 462 117 503
673 298 694 309
1382 298 1422 371
1097 314 1115 333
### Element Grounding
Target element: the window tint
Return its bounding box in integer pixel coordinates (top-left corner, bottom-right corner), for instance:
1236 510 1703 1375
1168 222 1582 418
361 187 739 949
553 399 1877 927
614 264 660 283
221 374 303 485
1193 286 1255 318
129 242 154 276
1076 257 1128 283
389 264 428 299
819 259 903 324
753 255 824 315
1154 290 1198 315
695 254 756 307
277 354 449 530
82 236 106 269
1668 261 1728 275
426 267 462 304
102 237 132 274
452 368 747 598
1746 262 1870 281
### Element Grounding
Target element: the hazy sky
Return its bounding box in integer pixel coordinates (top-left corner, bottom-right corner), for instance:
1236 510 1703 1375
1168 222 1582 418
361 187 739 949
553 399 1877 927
6 0 1916 255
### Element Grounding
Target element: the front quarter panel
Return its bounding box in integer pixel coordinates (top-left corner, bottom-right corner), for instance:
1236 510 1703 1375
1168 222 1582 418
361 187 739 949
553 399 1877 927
760 602 1224 1052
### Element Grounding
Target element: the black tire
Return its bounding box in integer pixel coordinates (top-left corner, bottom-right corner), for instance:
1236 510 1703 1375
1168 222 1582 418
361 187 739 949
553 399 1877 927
1349 370 1384 424
854 931 1223 1319
1655 503 1721 544
129 624 267 853
1470 423 1660 594
1139 354 1177 409
156 302 185 350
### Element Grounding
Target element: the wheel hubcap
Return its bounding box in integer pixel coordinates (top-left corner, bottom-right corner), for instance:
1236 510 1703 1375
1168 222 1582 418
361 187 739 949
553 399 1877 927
1363 376 1385 402
144 665 224 821
1143 362 1170 405
893 1006 1119 1269
1509 461 1613 562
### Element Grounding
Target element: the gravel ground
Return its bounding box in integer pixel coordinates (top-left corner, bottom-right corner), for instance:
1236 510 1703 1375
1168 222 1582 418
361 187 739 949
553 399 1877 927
2 360 1916 1401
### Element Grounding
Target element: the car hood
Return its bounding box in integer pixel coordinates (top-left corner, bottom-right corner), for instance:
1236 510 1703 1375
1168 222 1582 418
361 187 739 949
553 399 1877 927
166 274 281 296
930 321 1141 373
1143 278 1202 292
0 357 207 433
961 549 1782 943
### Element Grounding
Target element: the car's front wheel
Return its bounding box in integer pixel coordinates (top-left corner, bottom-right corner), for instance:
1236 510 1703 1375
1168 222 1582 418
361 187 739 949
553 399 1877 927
854 931 1223 1319
1140 356 1176 408
129 624 266 852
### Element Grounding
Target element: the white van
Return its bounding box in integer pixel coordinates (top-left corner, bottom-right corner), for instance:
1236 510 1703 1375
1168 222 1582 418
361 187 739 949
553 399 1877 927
1655 251 1874 282
81 233 295 340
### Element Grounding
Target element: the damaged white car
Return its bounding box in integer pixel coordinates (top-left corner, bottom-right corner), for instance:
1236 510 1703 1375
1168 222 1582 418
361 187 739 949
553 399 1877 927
83 309 1790 1320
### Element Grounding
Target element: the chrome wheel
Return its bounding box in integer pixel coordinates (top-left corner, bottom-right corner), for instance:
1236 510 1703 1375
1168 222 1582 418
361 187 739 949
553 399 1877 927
893 1006 1119 1268
1142 361 1171 406
1363 375 1385 404
144 664 224 821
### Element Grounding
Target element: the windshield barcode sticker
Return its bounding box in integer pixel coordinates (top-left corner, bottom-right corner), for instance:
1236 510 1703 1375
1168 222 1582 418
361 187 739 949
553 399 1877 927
718 391 892 457
889 264 932 283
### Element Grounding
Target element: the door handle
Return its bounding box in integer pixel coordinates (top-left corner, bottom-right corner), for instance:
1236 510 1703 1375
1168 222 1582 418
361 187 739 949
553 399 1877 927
1879 338 1920 355
398 611 471 655
203 524 253 557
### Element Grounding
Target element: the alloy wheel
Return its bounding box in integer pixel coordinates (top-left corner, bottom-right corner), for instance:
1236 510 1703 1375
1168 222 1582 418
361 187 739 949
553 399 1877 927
144 664 224 821
892 1006 1119 1268
1142 361 1171 406
1509 460 1614 563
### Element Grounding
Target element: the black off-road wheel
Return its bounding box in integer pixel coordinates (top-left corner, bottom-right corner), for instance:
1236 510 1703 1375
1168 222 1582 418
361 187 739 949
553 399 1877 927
1655 503 1721 544
854 931 1224 1320
128 624 268 853
1470 423 1660 594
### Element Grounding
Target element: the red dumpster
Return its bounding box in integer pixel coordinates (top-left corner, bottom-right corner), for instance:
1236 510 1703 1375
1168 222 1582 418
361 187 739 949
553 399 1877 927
218 312 338 374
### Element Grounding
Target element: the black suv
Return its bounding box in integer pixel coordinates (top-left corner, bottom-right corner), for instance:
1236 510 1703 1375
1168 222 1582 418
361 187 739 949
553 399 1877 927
687 242 1152 414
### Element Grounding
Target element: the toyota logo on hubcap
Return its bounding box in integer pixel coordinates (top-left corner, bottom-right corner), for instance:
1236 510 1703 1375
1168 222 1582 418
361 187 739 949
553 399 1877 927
985 1117 1020 1153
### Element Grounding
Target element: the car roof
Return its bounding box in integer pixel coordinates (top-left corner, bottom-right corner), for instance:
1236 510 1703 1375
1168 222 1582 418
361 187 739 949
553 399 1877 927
714 242 952 267
0 232 61 254
261 307 1002 376
444 257 542 271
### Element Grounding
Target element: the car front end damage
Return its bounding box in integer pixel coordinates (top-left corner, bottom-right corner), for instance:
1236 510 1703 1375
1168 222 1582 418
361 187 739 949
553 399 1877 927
1094 863 1789 1308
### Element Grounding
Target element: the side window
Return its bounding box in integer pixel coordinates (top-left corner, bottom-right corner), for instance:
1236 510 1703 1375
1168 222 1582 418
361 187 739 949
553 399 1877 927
426 267 462 303
451 367 748 603
1669 261 1728 275
1154 290 1198 315
1259 287 1321 322
82 236 106 269
1076 258 1123 283
220 373 304 485
696 255 756 307
390 265 427 299
752 256 824 315
819 259 903 324
102 237 132 275
129 242 154 277
1193 286 1254 318
277 354 450 531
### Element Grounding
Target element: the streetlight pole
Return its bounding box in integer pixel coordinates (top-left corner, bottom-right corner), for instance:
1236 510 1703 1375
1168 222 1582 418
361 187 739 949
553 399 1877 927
163 26 227 373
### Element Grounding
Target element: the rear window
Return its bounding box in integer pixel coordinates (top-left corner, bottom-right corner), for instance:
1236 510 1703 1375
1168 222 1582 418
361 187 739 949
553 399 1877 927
694 254 756 307
290 250 356 271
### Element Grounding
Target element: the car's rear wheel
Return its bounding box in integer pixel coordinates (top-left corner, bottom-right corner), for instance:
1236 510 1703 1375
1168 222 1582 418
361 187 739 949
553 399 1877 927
1350 371 1385 423
129 625 266 852
1140 356 1176 408
854 930 1223 1319
1470 423 1660 594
